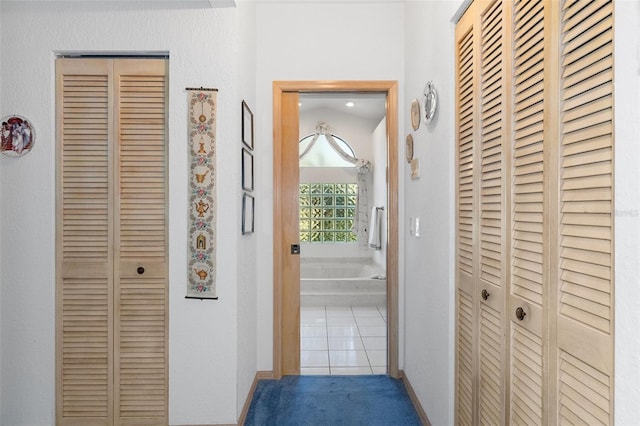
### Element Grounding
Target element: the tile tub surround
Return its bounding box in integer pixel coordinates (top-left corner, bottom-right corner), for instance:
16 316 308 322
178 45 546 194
300 258 386 307
300 306 387 375
301 257 384 279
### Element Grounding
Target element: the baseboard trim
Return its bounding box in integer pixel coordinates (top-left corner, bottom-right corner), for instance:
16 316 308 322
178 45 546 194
399 370 432 426
237 370 274 426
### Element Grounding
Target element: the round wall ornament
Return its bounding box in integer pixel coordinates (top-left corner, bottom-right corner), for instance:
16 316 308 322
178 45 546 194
1 115 35 157
423 81 438 125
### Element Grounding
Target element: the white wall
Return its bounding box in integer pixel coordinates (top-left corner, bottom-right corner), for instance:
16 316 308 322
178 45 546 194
300 167 356 183
614 1 640 423
0 3 244 425
371 117 387 271
402 1 460 425
255 1 405 371
235 0 258 419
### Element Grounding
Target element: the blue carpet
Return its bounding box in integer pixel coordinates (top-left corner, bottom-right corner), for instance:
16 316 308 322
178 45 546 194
244 375 422 426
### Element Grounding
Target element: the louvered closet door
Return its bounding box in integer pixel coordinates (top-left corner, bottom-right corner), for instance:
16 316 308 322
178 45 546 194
508 0 548 423
113 59 168 425
477 0 508 424
556 0 614 423
56 58 115 425
455 0 615 423
56 58 168 426
455 7 477 425
456 2 510 424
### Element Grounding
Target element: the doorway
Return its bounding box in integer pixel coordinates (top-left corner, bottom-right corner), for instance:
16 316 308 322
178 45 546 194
273 81 399 379
298 92 388 375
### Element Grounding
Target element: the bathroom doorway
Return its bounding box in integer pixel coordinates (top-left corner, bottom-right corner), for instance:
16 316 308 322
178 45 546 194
272 81 399 379
298 92 388 375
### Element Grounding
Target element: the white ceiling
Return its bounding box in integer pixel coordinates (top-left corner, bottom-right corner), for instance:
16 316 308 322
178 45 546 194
0 0 236 6
299 92 387 123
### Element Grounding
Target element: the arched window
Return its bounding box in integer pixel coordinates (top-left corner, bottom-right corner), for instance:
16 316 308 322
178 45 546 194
299 133 355 168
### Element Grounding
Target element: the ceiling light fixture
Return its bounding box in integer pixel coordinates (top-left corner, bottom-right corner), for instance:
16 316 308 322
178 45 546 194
345 101 355 108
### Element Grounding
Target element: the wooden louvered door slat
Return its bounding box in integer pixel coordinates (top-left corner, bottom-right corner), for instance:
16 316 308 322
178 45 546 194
455 6 477 425
56 58 168 426
557 0 614 424
508 0 548 423
114 59 168 425
57 58 114 426
478 1 508 424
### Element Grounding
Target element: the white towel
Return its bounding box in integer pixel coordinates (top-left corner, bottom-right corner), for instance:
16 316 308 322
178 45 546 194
368 206 382 250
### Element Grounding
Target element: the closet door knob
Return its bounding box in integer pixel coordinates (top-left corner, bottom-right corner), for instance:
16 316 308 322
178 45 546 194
137 266 145 275
515 306 526 321
481 289 490 301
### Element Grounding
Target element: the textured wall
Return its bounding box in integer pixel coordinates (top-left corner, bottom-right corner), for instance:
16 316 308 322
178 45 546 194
371 117 388 272
254 0 405 372
403 2 459 424
235 0 259 419
0 3 242 424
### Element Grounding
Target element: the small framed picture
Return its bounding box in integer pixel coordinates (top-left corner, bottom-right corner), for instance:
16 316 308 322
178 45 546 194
242 148 254 191
242 193 255 235
242 100 254 150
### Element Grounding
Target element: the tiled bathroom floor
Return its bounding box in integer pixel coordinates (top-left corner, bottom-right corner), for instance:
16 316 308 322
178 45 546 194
300 306 387 375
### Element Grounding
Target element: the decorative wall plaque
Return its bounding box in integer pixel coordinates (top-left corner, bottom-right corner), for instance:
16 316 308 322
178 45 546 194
423 81 438 125
1 115 35 157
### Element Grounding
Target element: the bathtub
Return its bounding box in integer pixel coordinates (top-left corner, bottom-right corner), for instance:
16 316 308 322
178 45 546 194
300 258 386 307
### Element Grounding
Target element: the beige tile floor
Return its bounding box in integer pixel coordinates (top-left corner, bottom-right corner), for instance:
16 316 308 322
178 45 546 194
300 306 387 375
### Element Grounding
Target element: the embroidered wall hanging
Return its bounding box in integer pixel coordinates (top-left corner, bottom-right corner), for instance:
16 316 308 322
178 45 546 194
187 88 218 299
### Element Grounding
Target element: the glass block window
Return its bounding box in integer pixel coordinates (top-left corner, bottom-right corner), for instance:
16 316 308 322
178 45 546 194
300 183 358 243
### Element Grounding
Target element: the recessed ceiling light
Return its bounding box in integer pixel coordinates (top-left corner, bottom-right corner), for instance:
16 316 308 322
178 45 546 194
345 101 355 108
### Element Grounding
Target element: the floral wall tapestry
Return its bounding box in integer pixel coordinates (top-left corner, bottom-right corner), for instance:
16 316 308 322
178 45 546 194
187 88 218 299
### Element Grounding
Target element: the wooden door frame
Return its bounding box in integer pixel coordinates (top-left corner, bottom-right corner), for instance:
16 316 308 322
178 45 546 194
273 80 399 378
